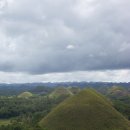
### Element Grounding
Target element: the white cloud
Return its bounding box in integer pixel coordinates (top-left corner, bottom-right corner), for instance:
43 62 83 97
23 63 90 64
0 69 130 83
66 44 75 50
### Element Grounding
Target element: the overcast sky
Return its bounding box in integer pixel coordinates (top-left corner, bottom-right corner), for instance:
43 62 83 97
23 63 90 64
0 0 130 83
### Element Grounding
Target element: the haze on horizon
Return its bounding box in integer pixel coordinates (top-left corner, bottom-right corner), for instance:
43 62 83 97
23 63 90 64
0 0 130 83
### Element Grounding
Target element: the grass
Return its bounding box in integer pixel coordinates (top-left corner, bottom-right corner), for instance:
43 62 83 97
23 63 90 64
18 92 33 98
0 119 11 126
49 87 73 98
39 89 130 130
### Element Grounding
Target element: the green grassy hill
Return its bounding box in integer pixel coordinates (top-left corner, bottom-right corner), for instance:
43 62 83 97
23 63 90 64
108 86 130 97
18 91 33 98
39 89 130 130
49 87 73 98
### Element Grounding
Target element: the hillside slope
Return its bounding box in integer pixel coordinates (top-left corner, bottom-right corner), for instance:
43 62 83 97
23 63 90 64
18 92 33 98
39 89 130 130
49 87 73 98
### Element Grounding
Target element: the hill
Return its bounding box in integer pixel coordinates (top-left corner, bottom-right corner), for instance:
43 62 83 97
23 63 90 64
49 87 73 98
39 89 130 130
108 86 130 97
18 92 33 98
30 86 52 95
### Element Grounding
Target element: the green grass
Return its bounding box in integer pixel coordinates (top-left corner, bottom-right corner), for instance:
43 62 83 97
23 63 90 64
39 89 130 130
49 87 73 98
18 92 33 98
108 86 130 97
0 119 11 126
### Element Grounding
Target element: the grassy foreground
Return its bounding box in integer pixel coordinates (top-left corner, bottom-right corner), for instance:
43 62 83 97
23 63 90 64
0 119 11 126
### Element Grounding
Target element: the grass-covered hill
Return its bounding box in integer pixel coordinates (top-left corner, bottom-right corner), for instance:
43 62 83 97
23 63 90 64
39 89 130 130
107 86 130 97
18 91 33 98
49 87 73 98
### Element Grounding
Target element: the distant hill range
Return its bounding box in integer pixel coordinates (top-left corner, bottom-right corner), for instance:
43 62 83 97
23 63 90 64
49 87 80 98
0 82 130 96
39 89 130 130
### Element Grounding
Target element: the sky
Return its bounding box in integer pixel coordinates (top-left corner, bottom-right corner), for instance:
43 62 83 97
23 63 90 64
0 0 130 83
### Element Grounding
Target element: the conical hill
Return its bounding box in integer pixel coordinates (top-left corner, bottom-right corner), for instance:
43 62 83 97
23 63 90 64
39 89 130 130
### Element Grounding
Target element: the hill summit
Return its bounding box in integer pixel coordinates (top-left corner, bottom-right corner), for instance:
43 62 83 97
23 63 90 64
39 89 130 130
49 87 73 98
18 91 33 98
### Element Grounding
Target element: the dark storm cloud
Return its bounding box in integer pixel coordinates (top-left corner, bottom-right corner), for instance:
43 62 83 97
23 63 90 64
0 0 130 74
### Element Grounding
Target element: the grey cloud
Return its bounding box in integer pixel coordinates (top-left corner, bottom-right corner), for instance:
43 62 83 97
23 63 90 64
0 0 130 74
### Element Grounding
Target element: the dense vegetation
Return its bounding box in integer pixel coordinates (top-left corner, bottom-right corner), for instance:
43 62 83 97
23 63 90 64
0 93 67 130
0 85 130 130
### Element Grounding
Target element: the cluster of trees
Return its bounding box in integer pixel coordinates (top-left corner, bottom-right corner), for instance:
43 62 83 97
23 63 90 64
112 96 130 120
0 96 53 119
0 95 67 130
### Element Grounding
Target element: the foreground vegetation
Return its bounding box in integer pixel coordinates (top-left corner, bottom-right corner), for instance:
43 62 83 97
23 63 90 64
0 86 130 130
0 92 67 130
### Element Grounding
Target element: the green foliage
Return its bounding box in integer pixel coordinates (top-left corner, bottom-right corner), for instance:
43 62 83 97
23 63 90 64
1 86 130 130
40 89 130 130
112 97 130 120
0 94 68 130
0 122 43 130
0 95 66 118
0 119 11 126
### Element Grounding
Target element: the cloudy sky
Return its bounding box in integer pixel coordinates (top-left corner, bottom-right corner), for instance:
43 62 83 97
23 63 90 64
0 0 130 83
